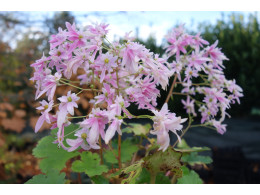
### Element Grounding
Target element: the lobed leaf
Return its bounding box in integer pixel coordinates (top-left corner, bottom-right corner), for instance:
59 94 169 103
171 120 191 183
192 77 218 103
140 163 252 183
177 166 203 184
181 152 213 166
143 147 182 176
25 169 66 184
71 151 108 177
33 128 79 173
175 139 211 153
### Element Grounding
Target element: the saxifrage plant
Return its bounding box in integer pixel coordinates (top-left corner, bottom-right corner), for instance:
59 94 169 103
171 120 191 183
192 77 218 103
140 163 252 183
27 22 243 184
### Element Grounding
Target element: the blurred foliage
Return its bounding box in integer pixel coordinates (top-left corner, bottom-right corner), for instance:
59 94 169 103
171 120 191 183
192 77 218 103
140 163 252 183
0 11 78 184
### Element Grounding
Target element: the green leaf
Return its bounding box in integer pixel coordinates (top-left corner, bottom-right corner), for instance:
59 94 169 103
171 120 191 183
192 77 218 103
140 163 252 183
177 166 203 184
33 130 79 173
121 160 144 184
136 168 150 184
143 147 182 176
104 150 118 164
176 139 190 149
91 175 109 184
182 152 213 166
121 139 139 162
109 170 122 178
155 173 171 184
122 123 151 137
71 151 108 177
25 169 66 184
175 139 210 153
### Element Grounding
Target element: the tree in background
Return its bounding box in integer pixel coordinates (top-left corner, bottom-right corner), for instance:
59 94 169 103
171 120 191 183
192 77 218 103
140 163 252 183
45 11 75 35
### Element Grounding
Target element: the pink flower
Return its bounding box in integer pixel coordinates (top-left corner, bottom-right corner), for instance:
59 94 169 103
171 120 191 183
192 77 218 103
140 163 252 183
88 22 109 38
211 120 227 135
109 95 130 120
104 118 123 144
35 100 54 133
66 128 91 152
121 42 145 73
54 123 70 150
184 67 199 81
80 108 108 149
126 76 159 109
58 91 79 116
49 27 68 49
66 22 86 48
181 96 197 116
191 33 209 52
187 51 210 71
95 83 115 106
95 53 118 82
204 40 228 70
36 72 62 101
151 103 187 151
30 53 50 72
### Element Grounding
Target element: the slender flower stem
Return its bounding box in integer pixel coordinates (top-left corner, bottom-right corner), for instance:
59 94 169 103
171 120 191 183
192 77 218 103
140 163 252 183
165 74 178 104
115 67 122 169
99 136 104 165
172 92 188 96
108 141 118 159
76 90 83 96
190 124 217 131
60 79 100 92
77 173 82 184
101 44 111 51
63 127 81 138
60 78 81 83
175 82 210 86
68 115 88 119
104 37 114 48
118 134 122 169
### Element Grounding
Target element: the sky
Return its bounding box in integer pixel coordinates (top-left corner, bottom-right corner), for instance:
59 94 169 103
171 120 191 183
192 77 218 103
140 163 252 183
27 11 257 45
5 11 258 48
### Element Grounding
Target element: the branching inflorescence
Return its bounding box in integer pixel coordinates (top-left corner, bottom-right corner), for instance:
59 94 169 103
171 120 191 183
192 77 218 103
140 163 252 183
30 22 243 160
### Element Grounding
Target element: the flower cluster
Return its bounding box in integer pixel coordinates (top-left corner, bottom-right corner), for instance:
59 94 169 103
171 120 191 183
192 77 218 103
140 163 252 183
165 25 243 134
30 22 242 152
